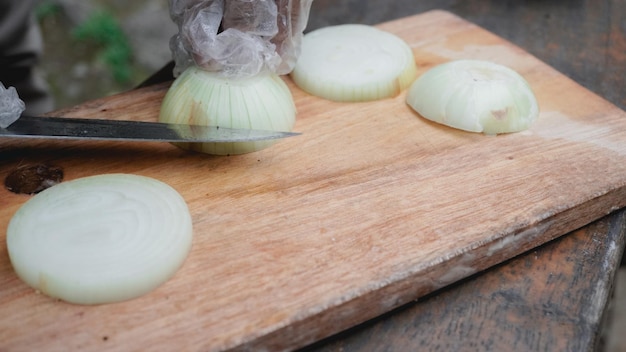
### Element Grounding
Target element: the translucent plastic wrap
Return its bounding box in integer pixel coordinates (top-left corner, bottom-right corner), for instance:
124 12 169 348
169 0 314 78
0 82 25 128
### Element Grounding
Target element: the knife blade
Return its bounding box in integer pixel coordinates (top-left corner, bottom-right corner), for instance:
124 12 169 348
0 115 300 143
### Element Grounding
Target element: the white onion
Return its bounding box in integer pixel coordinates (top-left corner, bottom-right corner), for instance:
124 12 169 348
159 66 296 155
291 24 417 102
6 174 193 305
406 60 539 134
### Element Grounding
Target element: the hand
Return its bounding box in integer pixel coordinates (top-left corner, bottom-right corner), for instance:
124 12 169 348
168 0 313 78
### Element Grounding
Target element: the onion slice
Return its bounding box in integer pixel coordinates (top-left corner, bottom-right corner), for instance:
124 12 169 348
406 59 539 134
6 174 193 305
291 24 417 102
159 66 296 155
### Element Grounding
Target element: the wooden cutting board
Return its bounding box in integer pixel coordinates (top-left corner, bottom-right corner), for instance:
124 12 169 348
1 10 625 351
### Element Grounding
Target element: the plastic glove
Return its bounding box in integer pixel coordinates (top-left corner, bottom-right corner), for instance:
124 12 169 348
169 0 313 78
0 82 25 128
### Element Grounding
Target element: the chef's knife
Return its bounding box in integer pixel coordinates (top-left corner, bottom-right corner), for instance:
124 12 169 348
0 115 300 143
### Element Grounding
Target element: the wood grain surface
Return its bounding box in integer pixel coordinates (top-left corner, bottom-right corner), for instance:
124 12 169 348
304 209 626 352
306 2 626 351
1 10 626 352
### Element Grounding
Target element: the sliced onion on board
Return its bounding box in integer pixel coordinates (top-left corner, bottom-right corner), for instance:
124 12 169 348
406 59 539 135
6 174 193 305
291 24 417 102
159 66 296 155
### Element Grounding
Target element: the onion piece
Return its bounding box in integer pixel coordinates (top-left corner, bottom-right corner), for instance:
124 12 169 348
159 66 296 155
291 24 417 102
406 59 539 135
6 174 193 305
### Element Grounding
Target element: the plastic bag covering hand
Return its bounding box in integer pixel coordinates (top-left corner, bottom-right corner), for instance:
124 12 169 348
0 82 26 128
169 0 313 78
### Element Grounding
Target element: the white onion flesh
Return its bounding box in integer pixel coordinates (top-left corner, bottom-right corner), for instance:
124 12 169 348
6 174 193 305
406 60 539 135
291 24 417 102
159 66 296 155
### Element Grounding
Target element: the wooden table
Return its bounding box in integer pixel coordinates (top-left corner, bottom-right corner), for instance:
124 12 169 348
301 1 626 351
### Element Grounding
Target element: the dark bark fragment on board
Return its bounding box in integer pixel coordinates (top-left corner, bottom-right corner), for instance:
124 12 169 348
4 164 64 194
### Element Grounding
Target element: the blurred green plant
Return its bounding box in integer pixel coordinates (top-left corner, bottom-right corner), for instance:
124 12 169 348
34 0 62 21
72 11 133 84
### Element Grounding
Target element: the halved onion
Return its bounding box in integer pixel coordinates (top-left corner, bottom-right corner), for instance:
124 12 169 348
6 174 193 305
159 66 296 155
406 60 539 134
291 24 417 102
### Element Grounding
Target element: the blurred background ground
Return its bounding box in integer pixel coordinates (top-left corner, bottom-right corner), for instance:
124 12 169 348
35 0 176 109
31 1 626 351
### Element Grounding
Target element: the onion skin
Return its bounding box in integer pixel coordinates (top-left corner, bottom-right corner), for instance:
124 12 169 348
291 24 417 102
406 60 539 135
159 66 296 155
